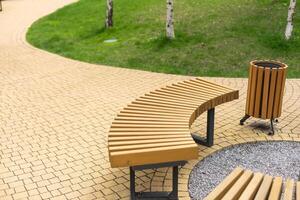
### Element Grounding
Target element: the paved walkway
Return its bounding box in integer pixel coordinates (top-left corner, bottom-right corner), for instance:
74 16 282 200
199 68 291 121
0 1 299 199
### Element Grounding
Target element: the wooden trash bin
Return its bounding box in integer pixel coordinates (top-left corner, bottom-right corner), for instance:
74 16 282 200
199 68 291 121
240 60 288 135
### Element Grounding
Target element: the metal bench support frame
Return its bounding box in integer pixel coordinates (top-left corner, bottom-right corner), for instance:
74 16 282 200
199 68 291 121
191 108 215 147
240 114 278 135
129 161 187 200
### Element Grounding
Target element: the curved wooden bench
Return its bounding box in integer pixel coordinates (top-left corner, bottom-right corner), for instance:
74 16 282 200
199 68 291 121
205 167 300 200
108 78 238 199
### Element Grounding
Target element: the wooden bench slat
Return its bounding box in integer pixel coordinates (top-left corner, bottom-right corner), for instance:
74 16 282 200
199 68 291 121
109 137 192 146
222 169 254 200
147 90 209 102
204 167 244 200
133 99 197 109
296 182 300 200
108 135 191 141
239 172 264 200
117 113 188 119
110 127 188 132
180 81 237 103
109 140 196 151
193 78 234 91
120 110 190 117
171 83 224 97
110 124 189 128
283 179 294 200
151 89 216 102
112 120 188 125
109 131 189 136
173 82 229 105
144 93 207 103
160 87 215 101
268 177 282 200
254 175 273 200
110 144 198 168
178 81 230 95
153 89 216 108
166 85 219 99
138 95 202 106
181 79 236 101
177 83 233 104
124 106 192 114
114 117 187 122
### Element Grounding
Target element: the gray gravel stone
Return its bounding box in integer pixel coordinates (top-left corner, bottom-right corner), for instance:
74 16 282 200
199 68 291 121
188 141 300 200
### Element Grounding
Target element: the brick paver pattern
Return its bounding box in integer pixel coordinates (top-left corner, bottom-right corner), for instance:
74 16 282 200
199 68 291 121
0 0 299 199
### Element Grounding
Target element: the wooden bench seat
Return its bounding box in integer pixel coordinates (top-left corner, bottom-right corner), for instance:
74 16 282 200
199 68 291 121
108 77 238 199
205 167 300 200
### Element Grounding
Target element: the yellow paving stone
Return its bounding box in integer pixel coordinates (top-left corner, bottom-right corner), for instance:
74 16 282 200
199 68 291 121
28 189 39 196
50 195 67 200
40 192 52 199
29 195 43 200
0 190 6 197
65 191 81 199
13 191 29 200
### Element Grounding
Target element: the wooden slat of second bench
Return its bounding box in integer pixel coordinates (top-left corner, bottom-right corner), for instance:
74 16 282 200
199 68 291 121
268 177 282 200
296 182 300 200
222 170 253 200
254 175 273 200
239 172 264 200
204 167 244 200
284 179 294 200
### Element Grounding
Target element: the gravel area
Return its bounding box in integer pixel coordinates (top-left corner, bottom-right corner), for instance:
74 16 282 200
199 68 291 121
188 141 300 200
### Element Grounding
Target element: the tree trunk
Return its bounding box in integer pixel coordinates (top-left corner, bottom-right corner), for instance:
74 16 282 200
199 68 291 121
285 0 296 40
105 0 113 28
166 0 175 39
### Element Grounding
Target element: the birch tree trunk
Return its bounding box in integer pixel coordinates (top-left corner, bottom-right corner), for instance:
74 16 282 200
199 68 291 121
105 0 113 28
166 0 175 39
285 0 296 40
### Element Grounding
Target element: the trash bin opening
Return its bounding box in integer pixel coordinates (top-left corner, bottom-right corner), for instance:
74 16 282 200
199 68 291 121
253 61 284 69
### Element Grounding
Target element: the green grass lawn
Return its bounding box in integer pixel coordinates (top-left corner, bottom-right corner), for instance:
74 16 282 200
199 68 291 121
27 0 300 77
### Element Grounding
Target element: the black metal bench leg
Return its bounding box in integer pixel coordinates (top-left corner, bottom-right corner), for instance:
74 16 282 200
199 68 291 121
206 108 215 147
129 161 185 200
192 108 215 147
168 166 178 200
130 167 136 200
